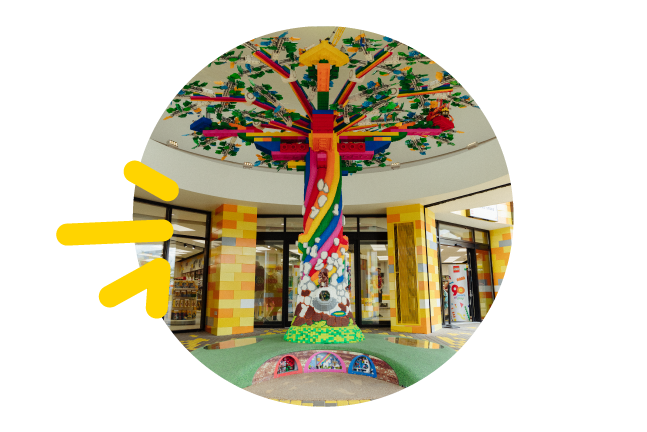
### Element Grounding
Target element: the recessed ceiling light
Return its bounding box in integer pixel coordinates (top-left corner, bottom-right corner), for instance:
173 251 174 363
377 256 389 260
371 244 387 251
168 140 178 147
457 248 466 252
243 161 253 169
391 162 400 170
443 256 461 263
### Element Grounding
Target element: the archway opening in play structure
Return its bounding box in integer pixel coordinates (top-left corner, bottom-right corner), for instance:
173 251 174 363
348 355 377 378
273 355 303 378
305 351 346 373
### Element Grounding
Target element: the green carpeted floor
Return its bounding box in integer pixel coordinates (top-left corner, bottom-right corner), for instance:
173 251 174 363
192 333 455 388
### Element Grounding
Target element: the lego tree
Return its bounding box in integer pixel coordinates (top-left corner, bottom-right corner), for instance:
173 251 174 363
165 29 478 343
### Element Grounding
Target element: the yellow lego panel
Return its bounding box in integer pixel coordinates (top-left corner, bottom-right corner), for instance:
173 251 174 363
234 221 255 231
214 327 232 336
235 254 256 264
242 230 257 239
219 272 235 282
220 263 242 273
387 203 423 215
222 212 245 221
234 272 255 282
233 290 254 300
216 317 240 327
233 308 255 318
241 246 256 255
239 316 254 327
221 246 243 255
222 228 244 238
219 281 242 291
236 205 257 214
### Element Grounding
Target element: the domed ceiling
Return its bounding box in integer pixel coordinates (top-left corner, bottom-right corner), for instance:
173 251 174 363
149 26 496 174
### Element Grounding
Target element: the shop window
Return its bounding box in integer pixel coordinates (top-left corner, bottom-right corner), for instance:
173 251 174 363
285 217 303 232
305 351 346 373
475 229 488 244
359 217 387 232
438 223 473 242
475 249 494 319
257 217 284 232
168 237 205 331
348 355 377 378
359 241 391 325
171 209 207 237
273 355 302 378
255 240 284 323
394 222 419 324
344 216 358 232
133 201 166 267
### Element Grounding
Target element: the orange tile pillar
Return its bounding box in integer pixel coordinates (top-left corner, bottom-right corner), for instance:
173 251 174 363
424 208 443 332
490 226 513 297
386 204 436 334
205 204 257 336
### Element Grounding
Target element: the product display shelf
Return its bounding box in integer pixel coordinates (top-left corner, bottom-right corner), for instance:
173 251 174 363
171 279 199 324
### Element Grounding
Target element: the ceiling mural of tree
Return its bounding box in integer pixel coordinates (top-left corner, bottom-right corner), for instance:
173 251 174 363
155 27 487 344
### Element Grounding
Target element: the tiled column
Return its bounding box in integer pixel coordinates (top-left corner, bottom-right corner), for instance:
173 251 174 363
386 204 433 334
205 204 257 336
424 208 442 332
490 226 513 297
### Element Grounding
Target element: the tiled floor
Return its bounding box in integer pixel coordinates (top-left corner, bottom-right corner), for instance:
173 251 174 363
176 324 478 405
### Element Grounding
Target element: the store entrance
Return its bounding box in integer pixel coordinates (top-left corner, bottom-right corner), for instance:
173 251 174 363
439 245 479 326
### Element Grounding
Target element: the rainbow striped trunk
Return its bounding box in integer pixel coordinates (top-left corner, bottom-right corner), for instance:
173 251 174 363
284 113 364 344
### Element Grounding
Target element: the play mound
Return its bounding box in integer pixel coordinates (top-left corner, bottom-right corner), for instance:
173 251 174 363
284 322 364 343
192 334 454 389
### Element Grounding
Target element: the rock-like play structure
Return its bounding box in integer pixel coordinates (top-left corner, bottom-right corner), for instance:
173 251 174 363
252 350 398 386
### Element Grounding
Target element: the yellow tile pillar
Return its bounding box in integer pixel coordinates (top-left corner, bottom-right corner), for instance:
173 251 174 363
424 208 442 332
205 204 257 336
386 204 437 334
490 226 513 297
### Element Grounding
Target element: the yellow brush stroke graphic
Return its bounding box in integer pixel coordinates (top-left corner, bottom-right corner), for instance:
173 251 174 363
124 160 179 201
57 220 173 245
99 258 170 318
57 161 179 317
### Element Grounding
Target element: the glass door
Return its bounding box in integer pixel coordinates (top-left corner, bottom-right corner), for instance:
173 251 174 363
254 240 284 325
358 240 391 325
439 245 471 325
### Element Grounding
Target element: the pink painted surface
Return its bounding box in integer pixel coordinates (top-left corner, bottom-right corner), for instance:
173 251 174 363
316 151 327 168
304 150 317 207
384 128 442 135
340 152 373 160
304 351 347 373
202 129 257 138
271 151 308 161
273 355 303 379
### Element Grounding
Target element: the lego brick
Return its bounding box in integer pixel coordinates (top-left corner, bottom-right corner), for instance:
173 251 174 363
233 290 254 300
272 151 308 161
237 205 257 215
241 263 256 273
234 272 255 282
221 237 237 247
241 246 256 255
216 317 240 327
316 151 327 168
340 151 373 160
239 316 254 327
221 246 243 255
387 204 423 215
236 238 256 247
235 254 255 265
243 213 257 223
215 204 238 214
222 211 245 221
214 290 234 299
219 272 235 282
222 228 243 238
240 299 254 308
219 281 242 291
220 263 242 274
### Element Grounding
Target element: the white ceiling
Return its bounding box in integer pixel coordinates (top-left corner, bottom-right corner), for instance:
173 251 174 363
149 26 496 172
